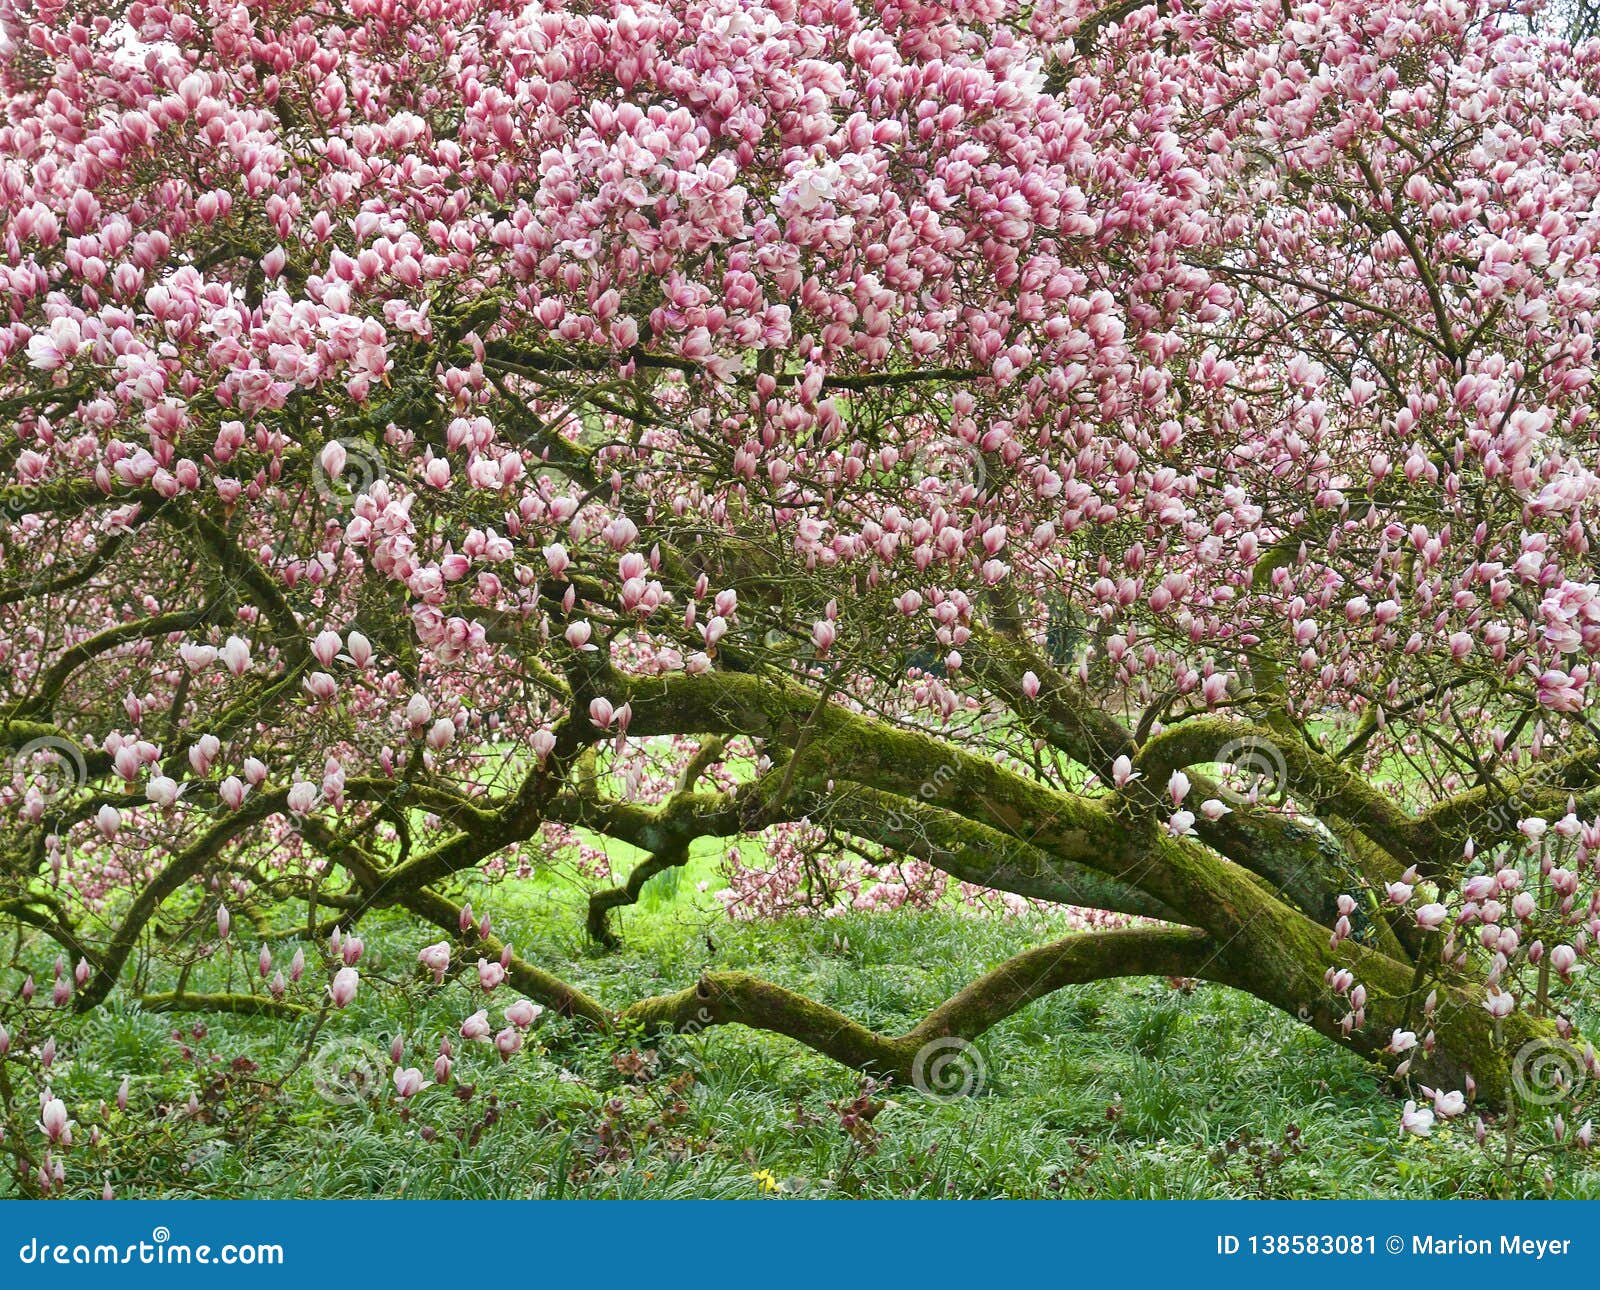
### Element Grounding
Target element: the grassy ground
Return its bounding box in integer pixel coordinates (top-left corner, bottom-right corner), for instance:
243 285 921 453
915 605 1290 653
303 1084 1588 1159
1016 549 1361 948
41 857 1600 1200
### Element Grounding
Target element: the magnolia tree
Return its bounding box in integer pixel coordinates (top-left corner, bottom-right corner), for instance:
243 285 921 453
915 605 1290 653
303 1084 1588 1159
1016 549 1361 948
4 0 1600 1194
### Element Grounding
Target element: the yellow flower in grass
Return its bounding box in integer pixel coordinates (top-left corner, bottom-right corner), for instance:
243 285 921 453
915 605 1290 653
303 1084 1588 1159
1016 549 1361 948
752 1168 781 1194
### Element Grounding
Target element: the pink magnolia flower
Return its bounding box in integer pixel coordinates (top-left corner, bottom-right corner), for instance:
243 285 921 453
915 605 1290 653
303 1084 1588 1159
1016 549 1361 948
477 958 506 991
39 1098 73 1146
330 966 359 1008
345 631 373 668
220 636 251 677
1536 669 1586 712
1429 1088 1466 1118
505 999 543 1029
459 1009 491 1041
1400 1101 1435 1138
494 1027 523 1061
319 441 348 479
1415 903 1449 931
180 643 217 672
188 733 221 775
311 630 342 667
418 942 451 983
27 317 81 370
286 782 319 816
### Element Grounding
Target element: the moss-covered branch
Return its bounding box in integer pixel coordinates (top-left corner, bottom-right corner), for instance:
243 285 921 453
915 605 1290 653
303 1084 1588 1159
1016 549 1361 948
139 991 308 1019
620 926 1221 1083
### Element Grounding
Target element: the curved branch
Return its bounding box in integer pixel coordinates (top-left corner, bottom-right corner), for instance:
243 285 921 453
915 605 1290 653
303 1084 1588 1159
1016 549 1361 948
801 781 1180 920
399 886 609 1024
75 790 292 1010
138 991 308 1019
586 844 688 947
620 925 1219 1081
1135 717 1428 867
0 524 139 607
20 611 207 718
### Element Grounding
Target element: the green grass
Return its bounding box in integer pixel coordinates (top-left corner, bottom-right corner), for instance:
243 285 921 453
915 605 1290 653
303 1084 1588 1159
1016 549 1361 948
26 869 1600 1200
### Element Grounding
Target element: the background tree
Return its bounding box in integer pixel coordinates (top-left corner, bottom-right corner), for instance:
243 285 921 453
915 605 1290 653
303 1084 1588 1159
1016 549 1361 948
3 0 1600 1192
